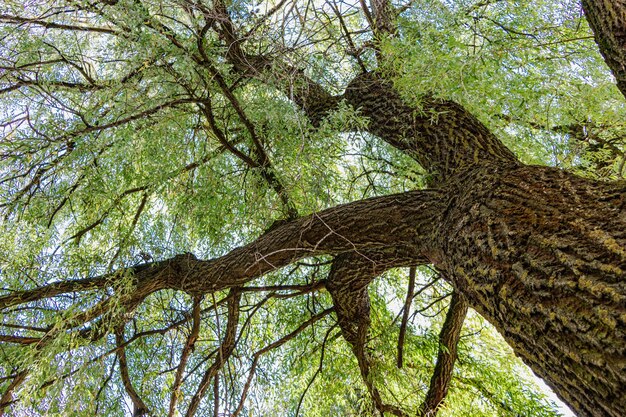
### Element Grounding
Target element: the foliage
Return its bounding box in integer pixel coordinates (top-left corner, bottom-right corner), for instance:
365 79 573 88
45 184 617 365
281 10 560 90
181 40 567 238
0 0 622 416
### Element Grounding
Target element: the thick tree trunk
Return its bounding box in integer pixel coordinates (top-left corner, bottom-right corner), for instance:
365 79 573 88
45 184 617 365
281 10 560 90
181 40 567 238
433 163 626 417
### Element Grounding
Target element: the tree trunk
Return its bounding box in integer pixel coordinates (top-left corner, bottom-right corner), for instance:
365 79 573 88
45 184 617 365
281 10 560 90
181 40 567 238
433 163 626 417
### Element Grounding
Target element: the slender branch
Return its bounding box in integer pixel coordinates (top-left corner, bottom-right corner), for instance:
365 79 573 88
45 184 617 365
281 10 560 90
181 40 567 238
115 328 150 416
185 290 241 417
212 376 219 417
418 291 468 417
294 325 335 417
328 0 368 72
231 308 334 417
169 296 202 417
196 7 299 219
0 371 27 416
397 266 416 368
0 276 110 310
0 14 118 34
0 334 42 345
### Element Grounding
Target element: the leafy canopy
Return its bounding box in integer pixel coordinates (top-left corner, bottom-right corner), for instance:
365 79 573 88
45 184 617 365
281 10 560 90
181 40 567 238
0 0 624 416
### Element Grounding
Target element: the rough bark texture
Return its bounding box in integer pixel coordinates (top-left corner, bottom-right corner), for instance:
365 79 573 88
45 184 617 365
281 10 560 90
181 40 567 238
582 0 626 99
327 252 415 417
298 72 520 182
5 75 624 415
0 190 440 311
435 163 626 416
5 79 623 416
327 249 423 347
296 70 626 416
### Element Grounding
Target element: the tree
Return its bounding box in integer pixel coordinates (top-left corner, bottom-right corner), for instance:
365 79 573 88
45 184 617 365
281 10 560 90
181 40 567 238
0 0 624 416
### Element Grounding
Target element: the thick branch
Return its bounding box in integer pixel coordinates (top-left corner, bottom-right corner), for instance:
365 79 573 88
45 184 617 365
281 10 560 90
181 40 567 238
129 189 440 297
230 56 520 181
343 73 519 180
212 7 519 181
367 0 397 38
327 249 423 346
327 251 419 417
1 190 440 315
582 0 626 99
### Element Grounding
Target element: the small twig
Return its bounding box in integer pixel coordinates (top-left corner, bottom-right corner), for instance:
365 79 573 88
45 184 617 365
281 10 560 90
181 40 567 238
397 266 416 368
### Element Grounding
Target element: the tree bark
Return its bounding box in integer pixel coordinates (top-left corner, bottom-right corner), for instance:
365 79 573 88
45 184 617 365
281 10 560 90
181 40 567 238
582 0 626 99
5 85 624 416
434 163 626 417
288 67 626 415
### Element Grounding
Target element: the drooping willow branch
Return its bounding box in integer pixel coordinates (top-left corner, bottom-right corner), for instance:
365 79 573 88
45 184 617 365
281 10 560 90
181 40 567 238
231 308 334 417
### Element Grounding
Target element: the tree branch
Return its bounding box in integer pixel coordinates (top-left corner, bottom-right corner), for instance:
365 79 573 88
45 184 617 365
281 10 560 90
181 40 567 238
418 291 468 416
0 371 27 416
0 14 118 34
115 328 150 417
397 266 416 368
185 290 241 417
169 296 202 417
581 0 626 99
327 251 418 417
2 189 440 315
231 308 334 417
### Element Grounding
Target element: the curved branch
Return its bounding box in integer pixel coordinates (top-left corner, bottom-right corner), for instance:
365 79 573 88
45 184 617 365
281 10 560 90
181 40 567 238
3 189 441 312
185 290 241 417
138 190 440 294
327 251 420 417
115 328 150 417
327 248 423 346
